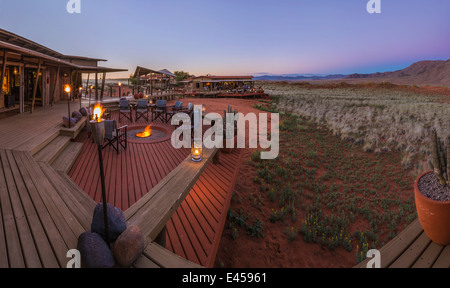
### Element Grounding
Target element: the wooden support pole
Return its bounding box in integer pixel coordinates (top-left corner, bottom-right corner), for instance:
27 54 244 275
95 72 98 100
51 65 60 106
19 66 24 113
85 73 90 92
100 72 106 100
74 68 79 99
0 50 7 109
30 59 42 114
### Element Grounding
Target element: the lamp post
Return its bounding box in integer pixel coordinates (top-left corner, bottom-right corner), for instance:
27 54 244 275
79 87 83 110
65 84 71 128
89 85 93 108
118 82 122 98
90 104 109 244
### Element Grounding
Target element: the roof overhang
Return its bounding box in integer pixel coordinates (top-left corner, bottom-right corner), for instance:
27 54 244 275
0 40 127 73
134 66 175 78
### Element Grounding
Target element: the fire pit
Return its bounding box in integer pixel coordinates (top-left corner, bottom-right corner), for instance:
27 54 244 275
136 125 152 138
127 125 171 144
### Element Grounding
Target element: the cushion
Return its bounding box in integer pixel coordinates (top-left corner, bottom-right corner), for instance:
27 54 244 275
63 117 78 128
72 111 83 121
79 107 88 116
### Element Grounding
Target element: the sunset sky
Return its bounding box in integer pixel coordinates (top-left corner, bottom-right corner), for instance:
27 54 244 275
0 0 449 78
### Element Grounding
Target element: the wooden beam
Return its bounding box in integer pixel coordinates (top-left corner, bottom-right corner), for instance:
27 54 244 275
0 50 7 109
30 59 42 114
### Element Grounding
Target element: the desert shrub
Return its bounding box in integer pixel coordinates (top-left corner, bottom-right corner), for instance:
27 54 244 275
263 82 449 174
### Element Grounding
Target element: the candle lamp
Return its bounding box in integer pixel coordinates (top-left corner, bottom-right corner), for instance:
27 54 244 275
191 139 203 162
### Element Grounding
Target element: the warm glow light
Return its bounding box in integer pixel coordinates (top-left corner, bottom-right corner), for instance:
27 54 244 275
118 82 122 86
137 125 152 138
64 85 71 93
93 103 105 122
191 143 203 162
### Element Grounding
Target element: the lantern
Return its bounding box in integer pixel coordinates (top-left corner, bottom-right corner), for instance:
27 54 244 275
191 139 203 162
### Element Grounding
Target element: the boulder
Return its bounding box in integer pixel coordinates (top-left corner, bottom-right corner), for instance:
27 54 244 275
77 232 115 268
91 203 126 243
112 225 145 268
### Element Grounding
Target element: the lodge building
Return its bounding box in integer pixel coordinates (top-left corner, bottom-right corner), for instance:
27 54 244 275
0 29 127 113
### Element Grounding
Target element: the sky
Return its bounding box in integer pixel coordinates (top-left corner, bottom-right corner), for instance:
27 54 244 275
0 0 449 78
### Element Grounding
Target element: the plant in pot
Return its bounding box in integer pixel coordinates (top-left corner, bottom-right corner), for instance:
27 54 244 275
221 105 239 154
414 129 450 245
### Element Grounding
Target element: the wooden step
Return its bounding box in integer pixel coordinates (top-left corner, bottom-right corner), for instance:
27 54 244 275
38 161 96 231
16 129 61 156
51 142 84 174
33 136 71 164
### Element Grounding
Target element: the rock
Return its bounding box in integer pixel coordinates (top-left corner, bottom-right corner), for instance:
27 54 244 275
77 232 115 268
91 203 126 243
112 225 145 267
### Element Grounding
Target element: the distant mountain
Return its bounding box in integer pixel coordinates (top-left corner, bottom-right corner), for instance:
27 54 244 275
254 74 347 81
345 60 450 87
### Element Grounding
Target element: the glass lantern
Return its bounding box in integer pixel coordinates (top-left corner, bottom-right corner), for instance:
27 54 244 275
191 139 203 162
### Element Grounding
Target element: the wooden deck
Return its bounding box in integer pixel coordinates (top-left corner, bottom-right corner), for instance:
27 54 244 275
2 101 447 268
69 112 242 267
0 101 242 268
354 219 450 268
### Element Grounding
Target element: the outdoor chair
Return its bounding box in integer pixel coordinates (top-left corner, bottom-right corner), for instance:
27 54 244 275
135 99 150 122
179 103 194 117
165 101 183 123
102 120 127 154
119 99 133 123
152 100 167 122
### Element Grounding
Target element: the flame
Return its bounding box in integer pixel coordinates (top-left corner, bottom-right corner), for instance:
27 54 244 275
93 103 105 122
137 125 152 138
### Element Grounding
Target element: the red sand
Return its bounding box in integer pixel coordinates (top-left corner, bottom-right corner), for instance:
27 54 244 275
175 97 356 268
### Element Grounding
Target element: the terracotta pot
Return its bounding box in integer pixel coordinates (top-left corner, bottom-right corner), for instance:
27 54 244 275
414 171 450 245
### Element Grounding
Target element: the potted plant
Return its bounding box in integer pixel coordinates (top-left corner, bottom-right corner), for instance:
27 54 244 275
221 105 239 154
414 129 450 245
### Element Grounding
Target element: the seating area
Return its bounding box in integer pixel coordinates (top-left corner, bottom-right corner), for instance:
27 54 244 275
115 98 193 124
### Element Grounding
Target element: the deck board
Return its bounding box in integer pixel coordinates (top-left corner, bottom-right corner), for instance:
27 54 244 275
354 219 450 268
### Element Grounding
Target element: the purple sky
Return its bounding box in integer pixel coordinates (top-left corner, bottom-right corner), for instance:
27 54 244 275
1 0 449 78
